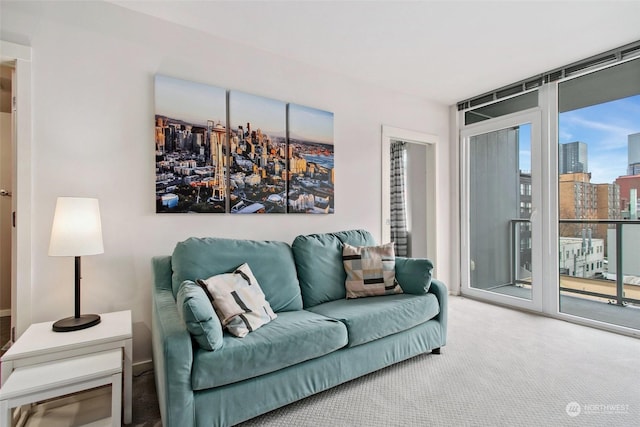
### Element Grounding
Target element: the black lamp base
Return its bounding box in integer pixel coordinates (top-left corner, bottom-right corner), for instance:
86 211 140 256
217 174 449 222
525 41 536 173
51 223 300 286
52 314 101 332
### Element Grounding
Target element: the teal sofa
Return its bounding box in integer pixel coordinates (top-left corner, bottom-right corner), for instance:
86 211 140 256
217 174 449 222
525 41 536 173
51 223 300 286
152 230 447 427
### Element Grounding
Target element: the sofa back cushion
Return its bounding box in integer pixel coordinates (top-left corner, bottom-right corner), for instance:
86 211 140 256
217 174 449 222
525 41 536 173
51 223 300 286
171 237 302 312
292 230 377 308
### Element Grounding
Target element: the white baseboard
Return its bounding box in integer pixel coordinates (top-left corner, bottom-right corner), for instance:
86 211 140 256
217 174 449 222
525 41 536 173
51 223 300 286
133 359 154 375
0 309 11 317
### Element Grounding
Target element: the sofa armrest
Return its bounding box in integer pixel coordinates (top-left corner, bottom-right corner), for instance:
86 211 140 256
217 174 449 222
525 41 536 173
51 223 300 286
395 257 433 295
428 279 448 346
395 257 447 348
152 256 195 427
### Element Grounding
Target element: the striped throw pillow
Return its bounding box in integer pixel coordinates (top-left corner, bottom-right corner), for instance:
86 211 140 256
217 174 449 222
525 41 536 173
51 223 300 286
343 243 403 298
197 263 277 337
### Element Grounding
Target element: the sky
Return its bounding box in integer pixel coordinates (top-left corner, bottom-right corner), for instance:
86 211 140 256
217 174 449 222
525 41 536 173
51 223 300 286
519 123 531 173
518 94 640 183
559 94 640 184
229 91 286 138
155 75 333 143
288 103 334 145
155 75 226 126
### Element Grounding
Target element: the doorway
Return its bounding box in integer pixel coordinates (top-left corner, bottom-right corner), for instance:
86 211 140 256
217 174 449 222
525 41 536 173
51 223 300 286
461 110 543 312
1 40 32 343
381 126 438 269
0 64 11 352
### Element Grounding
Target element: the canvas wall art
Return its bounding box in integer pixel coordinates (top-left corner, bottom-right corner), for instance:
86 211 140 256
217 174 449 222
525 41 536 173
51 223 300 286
154 75 228 213
287 104 335 214
154 75 334 214
229 91 287 214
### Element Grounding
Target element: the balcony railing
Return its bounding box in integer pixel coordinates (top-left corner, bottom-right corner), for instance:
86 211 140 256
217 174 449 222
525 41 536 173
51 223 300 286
559 219 640 306
509 218 640 306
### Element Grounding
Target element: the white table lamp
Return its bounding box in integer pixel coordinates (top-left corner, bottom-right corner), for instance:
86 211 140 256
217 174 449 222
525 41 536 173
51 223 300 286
48 197 104 332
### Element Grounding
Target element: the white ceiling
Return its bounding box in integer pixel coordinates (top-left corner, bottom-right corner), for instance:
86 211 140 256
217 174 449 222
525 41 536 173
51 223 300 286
109 0 640 105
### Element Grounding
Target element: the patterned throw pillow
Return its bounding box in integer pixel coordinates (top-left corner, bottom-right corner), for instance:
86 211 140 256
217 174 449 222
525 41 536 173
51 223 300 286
342 243 403 298
197 263 277 337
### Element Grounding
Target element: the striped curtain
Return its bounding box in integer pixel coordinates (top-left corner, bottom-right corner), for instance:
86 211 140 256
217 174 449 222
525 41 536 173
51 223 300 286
390 141 409 256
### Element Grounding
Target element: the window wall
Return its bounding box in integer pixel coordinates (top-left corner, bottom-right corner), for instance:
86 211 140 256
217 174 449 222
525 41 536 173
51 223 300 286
557 60 640 329
458 43 640 336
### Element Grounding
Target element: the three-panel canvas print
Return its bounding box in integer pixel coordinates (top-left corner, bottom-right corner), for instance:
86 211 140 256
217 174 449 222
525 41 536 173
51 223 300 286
154 75 334 214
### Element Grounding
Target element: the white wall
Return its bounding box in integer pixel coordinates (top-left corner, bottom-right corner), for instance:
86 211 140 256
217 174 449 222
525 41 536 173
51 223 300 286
1 1 451 363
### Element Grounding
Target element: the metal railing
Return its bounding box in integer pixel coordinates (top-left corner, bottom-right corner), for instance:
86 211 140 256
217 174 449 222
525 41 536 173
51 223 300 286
559 219 640 306
509 218 531 288
509 218 640 306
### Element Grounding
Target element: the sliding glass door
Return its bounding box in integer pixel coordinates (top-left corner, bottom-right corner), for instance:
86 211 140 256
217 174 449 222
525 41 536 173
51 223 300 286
461 110 543 311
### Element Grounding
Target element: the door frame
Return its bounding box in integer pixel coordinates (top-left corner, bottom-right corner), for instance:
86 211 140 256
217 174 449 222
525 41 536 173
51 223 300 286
381 125 438 272
1 40 32 338
460 109 544 312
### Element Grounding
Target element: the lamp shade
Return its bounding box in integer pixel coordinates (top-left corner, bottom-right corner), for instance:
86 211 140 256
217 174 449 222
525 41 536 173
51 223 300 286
49 197 104 256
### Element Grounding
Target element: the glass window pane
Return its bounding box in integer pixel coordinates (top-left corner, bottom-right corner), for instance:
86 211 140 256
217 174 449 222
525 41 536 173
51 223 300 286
558 59 640 330
469 123 533 300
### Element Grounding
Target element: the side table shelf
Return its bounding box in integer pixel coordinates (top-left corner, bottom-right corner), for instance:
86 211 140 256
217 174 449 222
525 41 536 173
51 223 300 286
0 349 122 427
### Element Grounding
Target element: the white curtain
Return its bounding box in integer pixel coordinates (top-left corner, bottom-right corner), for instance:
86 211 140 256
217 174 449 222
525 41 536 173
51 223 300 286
390 141 409 256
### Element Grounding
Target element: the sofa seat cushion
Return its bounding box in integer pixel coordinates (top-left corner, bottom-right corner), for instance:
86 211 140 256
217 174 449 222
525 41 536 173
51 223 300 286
307 293 439 348
191 310 348 390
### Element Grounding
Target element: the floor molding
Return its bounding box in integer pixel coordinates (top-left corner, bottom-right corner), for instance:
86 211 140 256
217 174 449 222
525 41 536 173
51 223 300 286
133 359 153 376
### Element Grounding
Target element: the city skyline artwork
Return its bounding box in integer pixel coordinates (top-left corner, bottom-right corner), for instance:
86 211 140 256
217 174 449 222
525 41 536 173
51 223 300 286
154 74 334 214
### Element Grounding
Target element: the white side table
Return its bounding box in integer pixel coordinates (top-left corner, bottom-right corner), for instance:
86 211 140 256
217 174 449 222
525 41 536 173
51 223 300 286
0 310 132 424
